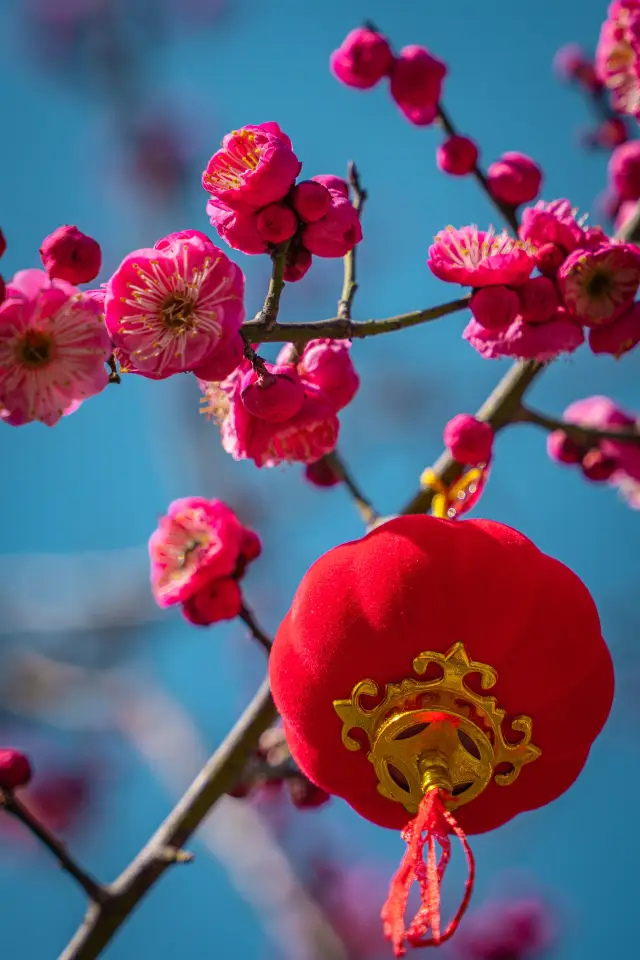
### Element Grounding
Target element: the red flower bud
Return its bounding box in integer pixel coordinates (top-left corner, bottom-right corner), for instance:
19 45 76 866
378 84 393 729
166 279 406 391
0 749 32 790
40 225 102 284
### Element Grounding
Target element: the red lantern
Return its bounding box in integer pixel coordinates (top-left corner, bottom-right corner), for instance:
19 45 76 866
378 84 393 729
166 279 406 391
270 516 613 956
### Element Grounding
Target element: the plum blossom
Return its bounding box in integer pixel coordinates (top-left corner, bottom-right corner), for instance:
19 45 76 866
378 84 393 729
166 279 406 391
428 226 536 287
202 122 301 211
330 27 393 89
452 897 553 960
588 301 640 355
301 177 363 258
596 0 640 118
463 310 584 362
0 269 110 426
519 199 587 253
201 340 359 468
547 395 640 509
443 414 494 465
105 230 244 379
390 45 447 126
487 153 542 207
608 139 640 200
40 225 102 285
436 135 479 176
557 241 640 325
149 497 261 625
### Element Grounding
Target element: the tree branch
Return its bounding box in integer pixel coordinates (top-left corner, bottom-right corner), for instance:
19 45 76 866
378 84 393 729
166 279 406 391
338 161 367 321
242 295 471 344
254 242 290 331
437 104 520 234
401 360 545 515
59 677 277 960
322 450 379 527
515 405 640 444
239 604 272 655
2 791 108 904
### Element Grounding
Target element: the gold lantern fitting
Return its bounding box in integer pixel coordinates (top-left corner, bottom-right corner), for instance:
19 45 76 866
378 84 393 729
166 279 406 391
333 642 541 814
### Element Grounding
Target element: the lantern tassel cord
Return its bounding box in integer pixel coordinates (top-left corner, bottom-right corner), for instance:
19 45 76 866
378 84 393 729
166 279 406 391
381 788 475 956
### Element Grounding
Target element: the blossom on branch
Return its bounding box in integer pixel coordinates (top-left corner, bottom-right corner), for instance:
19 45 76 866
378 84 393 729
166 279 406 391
596 0 640 118
0 269 110 426
428 226 536 287
149 497 261 625
105 230 245 380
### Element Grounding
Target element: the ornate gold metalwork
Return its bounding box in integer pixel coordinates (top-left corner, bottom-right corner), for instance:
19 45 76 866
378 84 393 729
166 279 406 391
333 642 541 814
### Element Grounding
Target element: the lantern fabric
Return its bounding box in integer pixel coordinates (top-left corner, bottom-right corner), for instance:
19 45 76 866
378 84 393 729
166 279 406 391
271 515 613 834
269 516 614 953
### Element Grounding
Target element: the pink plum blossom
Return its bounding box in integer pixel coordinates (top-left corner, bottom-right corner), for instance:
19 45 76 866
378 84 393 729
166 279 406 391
470 285 520 331
0 269 110 426
301 186 362 258
390 45 446 124
463 310 584 361
294 339 360 411
40 225 102 285
284 246 313 282
436 136 479 176
557 241 640 325
608 139 640 200
596 1 640 118
428 226 536 287
453 897 553 960
206 199 267 255
519 199 586 252
202 122 301 211
291 181 332 223
149 497 260 618
588 301 640 355
443 414 494 464
256 203 298 243
105 231 244 379
216 367 340 468
554 43 602 91
240 361 304 422
330 27 393 89
487 152 542 207
517 276 560 324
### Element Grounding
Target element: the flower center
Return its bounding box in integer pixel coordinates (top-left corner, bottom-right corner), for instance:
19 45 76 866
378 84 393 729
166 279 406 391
162 294 195 329
19 330 53 368
585 270 612 298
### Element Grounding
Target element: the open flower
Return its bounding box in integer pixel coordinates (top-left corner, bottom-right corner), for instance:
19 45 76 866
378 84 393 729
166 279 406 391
149 497 260 623
0 269 110 426
105 231 244 379
428 226 535 287
558 241 640 325
202 122 301 211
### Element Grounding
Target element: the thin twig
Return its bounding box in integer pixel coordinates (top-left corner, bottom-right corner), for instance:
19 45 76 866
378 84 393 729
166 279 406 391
338 161 367 321
254 242 291 331
59 677 277 960
107 355 120 385
401 360 545 515
515 405 640 444
2 791 108 904
322 450 379 527
238 604 272 655
242 295 471 344
437 104 520 234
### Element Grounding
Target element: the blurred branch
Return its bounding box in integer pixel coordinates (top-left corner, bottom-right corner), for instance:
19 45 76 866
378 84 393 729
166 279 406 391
243 294 470 343
516 405 640 443
239 604 272 655
60 677 277 960
2 791 107 904
338 161 367 321
322 450 379 527
437 104 519 233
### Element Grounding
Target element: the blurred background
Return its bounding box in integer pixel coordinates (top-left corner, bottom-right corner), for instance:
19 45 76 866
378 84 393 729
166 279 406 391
0 1 637 957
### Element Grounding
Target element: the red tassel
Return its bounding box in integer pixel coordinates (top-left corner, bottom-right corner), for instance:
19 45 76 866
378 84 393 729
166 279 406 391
381 788 475 956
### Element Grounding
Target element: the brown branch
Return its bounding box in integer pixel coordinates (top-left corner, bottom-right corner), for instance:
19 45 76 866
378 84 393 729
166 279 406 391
401 360 545 515
516 405 640 444
322 450 379 527
242 295 471 344
437 104 520 234
239 604 272 655
254 242 290 331
2 791 107 904
338 161 367 321
59 677 277 960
